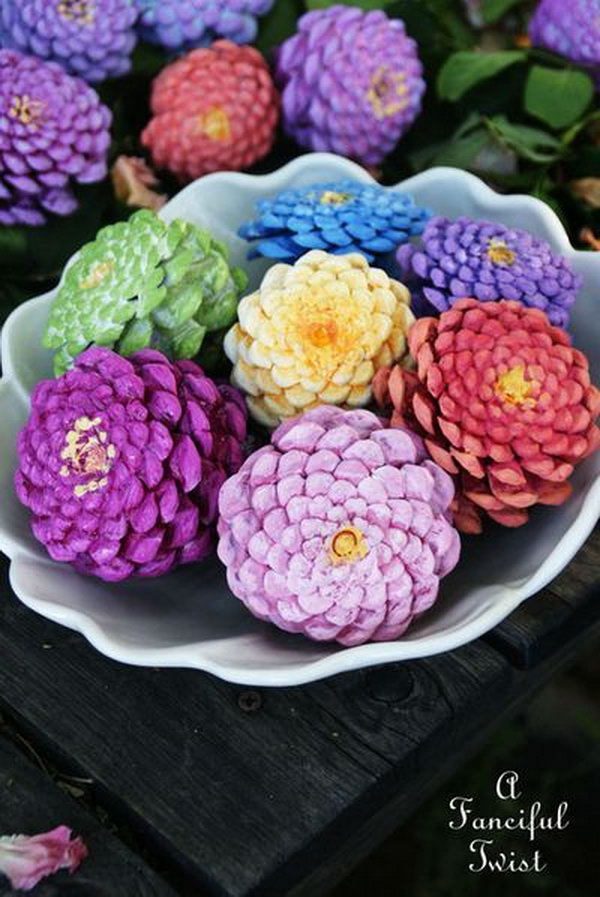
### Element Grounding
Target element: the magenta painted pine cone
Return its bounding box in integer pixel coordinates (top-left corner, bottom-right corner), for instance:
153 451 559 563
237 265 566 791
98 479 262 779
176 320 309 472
15 347 247 582
275 5 425 166
142 40 279 181
218 405 460 646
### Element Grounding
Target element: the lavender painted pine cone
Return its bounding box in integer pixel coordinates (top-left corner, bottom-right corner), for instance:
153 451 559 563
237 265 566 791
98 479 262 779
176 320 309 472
15 347 247 581
218 406 460 646
397 216 581 326
134 0 275 50
0 50 111 227
275 5 425 167
0 0 138 83
529 0 600 87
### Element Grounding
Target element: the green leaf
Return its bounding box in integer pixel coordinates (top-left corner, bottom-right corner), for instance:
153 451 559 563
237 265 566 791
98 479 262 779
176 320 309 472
437 51 526 101
524 66 595 130
254 0 305 54
481 0 522 24
485 116 564 163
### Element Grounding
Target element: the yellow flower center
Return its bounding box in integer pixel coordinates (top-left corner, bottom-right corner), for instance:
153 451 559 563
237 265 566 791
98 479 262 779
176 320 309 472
8 95 44 128
320 191 352 205
366 66 409 119
487 239 516 266
79 260 113 290
57 0 95 24
59 416 116 497
196 107 231 142
329 525 369 565
494 365 535 407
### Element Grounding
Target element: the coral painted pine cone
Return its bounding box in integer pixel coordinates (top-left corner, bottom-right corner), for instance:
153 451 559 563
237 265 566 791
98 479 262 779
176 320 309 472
373 299 600 533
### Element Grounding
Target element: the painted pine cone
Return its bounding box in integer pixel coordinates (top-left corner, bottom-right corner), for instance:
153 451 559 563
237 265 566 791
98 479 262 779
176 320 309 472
0 0 138 83
134 0 275 50
15 347 247 581
397 216 582 326
43 209 247 375
373 299 600 533
224 250 415 427
275 5 425 166
239 178 431 263
142 41 279 181
0 49 111 227
529 0 600 87
218 405 460 646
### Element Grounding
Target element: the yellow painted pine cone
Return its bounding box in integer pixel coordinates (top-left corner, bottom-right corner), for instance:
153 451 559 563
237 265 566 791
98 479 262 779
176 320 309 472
224 250 415 426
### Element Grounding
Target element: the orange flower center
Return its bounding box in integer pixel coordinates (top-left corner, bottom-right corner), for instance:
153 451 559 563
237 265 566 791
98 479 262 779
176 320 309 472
59 416 116 497
196 107 231 142
306 318 338 348
329 525 369 564
494 365 535 407
57 0 95 24
79 260 113 290
9 95 45 128
487 239 516 266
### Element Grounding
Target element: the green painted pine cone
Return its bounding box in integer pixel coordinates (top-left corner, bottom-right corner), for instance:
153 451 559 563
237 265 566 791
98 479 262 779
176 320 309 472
43 209 247 375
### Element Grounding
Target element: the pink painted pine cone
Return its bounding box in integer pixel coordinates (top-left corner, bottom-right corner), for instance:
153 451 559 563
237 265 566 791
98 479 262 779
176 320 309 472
15 347 247 581
218 405 460 646
373 299 600 532
142 40 279 181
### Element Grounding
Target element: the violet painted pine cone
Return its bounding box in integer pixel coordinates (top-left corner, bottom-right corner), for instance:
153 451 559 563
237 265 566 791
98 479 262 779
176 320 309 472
0 49 111 227
134 0 275 51
0 0 138 83
15 347 247 581
218 406 460 646
397 216 582 326
529 0 600 88
275 5 425 166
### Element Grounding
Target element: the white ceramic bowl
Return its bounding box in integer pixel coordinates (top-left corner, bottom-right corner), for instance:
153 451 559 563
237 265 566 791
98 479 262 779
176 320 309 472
1 154 599 686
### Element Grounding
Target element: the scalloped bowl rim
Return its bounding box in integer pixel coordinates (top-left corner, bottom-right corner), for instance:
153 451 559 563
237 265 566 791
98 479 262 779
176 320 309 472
0 154 598 686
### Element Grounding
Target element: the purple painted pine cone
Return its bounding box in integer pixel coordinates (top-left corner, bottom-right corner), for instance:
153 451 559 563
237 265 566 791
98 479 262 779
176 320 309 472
0 50 112 227
0 0 138 83
15 347 247 582
218 406 460 646
275 5 425 167
397 216 582 326
529 0 600 87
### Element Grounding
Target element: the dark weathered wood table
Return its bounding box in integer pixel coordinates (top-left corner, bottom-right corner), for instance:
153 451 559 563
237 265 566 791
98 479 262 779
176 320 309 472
0 529 598 897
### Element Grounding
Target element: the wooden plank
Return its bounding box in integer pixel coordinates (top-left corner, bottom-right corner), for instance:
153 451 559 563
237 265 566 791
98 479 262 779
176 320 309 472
0 731 177 897
0 557 514 897
486 527 600 668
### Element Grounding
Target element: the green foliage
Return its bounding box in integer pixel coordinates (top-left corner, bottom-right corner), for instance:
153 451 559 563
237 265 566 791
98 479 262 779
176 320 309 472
438 50 526 100
525 66 595 129
3 0 600 324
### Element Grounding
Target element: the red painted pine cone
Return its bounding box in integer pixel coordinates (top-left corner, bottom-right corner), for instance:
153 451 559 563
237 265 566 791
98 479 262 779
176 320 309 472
142 40 279 181
373 299 600 532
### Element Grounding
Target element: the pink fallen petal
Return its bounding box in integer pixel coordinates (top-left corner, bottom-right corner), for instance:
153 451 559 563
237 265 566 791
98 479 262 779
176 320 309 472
0 825 88 891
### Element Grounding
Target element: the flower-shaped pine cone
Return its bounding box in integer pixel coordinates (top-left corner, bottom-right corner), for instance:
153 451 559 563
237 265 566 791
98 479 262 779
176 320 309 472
218 405 460 645
142 41 279 181
224 250 415 427
239 178 431 263
0 49 111 226
134 0 275 50
15 347 247 581
373 299 600 532
397 216 582 326
43 209 247 375
529 0 600 86
275 5 425 166
0 0 138 82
